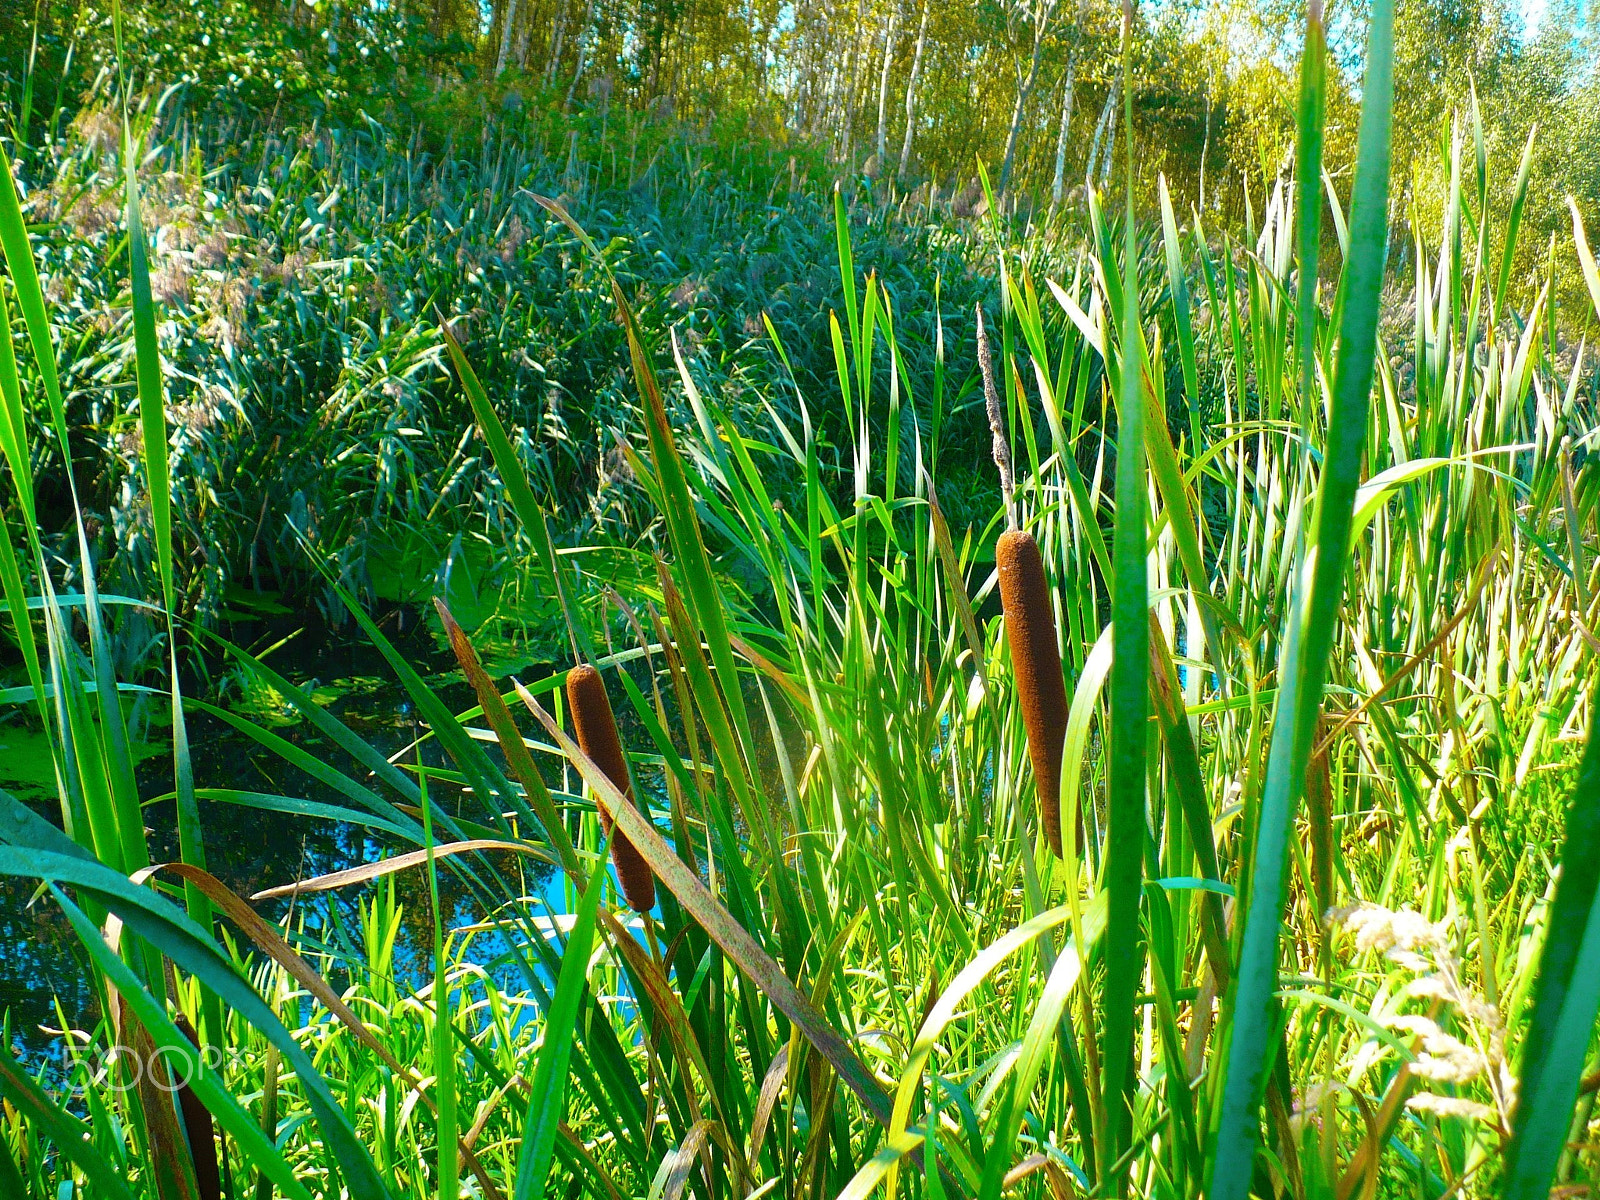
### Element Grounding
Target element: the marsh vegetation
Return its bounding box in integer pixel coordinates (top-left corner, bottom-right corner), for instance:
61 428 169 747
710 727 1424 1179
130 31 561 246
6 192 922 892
1 1 1599 1198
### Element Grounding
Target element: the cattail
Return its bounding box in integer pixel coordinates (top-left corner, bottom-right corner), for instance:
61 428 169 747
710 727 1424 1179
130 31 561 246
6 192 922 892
174 1015 222 1200
980 304 1068 857
996 529 1070 856
566 664 657 912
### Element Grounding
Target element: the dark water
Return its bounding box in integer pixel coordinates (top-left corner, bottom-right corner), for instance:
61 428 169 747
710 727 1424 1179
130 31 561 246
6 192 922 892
0 604 570 1070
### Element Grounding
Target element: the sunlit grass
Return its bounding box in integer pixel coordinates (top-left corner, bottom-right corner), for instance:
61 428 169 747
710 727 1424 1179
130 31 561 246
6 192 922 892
0 1 1599 1195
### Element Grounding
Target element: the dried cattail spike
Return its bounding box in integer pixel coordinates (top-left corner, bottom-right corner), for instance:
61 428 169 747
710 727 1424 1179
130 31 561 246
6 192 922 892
996 528 1069 857
566 665 657 912
173 1015 221 1200
976 304 1016 529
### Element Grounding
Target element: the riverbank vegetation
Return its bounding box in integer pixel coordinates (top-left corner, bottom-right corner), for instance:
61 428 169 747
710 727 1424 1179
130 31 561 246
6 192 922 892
1 0 1599 1198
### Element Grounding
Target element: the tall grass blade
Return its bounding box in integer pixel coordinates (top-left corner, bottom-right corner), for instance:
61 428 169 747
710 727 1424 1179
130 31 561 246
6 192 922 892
1209 0 1395 1193
421 777 459 1200
514 843 605 1200
125 119 214 972
0 143 73 468
124 126 172 613
1295 0 1327 421
0 1039 138 1200
1501 713 1600 1198
1101 1 1149 1183
0 283 34 522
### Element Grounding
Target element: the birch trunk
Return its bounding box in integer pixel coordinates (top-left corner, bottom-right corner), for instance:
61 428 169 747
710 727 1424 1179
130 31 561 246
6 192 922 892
1048 0 1088 210
842 0 867 167
495 0 521 76
1085 86 1116 188
1049 61 1076 210
563 0 598 110
874 4 901 167
997 0 1058 195
896 0 930 179
545 0 568 84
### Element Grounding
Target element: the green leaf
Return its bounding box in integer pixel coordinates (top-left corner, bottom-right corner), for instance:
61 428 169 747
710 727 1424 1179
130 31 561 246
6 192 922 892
1102 4 1149 1182
1501 710 1600 1199
514 834 606 1200
1294 6 1328 431
0 1038 137 1200
0 143 73 468
1208 0 1395 1193
124 125 172 614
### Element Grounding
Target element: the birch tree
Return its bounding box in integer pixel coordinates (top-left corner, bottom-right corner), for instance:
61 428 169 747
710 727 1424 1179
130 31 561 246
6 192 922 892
1049 65 1076 209
494 0 520 76
998 0 1062 194
874 2 901 168
896 0 931 178
1049 0 1093 210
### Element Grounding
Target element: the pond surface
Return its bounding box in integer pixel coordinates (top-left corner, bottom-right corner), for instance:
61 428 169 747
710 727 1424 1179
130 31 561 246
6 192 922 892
0 603 577 1070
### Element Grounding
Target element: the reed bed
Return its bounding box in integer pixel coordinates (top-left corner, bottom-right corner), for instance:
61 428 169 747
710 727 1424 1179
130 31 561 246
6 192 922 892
1 2 1599 1196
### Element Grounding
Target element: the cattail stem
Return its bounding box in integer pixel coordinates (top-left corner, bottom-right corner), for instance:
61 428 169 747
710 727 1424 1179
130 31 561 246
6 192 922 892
997 528 1069 857
566 664 657 912
977 304 1016 530
255 1039 278 1200
174 1015 222 1200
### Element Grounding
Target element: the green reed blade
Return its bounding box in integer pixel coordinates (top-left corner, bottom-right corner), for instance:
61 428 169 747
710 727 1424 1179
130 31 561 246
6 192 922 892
835 185 862 376
0 1039 137 1200
1502 710 1600 1198
0 508 44 715
420 775 459 1200
1159 177 1200 448
1208 0 1394 1193
124 127 172 614
1494 126 1536 320
0 835 391 1200
127 121 214 1015
0 283 34 526
0 144 72 473
1101 2 1149 1184
612 280 762 773
514 835 605 1200
1294 1 1327 428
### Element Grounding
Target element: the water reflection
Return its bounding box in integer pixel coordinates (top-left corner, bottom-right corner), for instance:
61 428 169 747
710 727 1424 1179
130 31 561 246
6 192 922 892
2 610 563 1070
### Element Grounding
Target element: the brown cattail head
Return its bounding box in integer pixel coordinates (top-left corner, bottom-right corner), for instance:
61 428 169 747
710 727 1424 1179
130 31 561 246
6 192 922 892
565 664 657 912
996 528 1069 857
173 1015 222 1200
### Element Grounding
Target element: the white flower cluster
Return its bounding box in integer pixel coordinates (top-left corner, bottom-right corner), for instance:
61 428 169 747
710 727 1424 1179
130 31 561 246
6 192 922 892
1404 1093 1496 1122
1329 901 1444 962
1327 902 1514 1131
1383 1015 1486 1083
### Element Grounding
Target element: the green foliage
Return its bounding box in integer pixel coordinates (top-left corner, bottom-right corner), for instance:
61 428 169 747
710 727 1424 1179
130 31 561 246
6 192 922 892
1 3 1600 1199
0 87 1046 649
